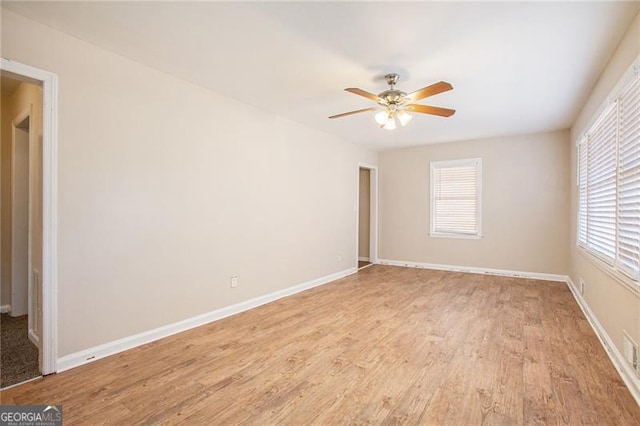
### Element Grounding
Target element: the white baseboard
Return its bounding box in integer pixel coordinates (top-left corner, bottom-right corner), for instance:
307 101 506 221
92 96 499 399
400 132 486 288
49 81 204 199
56 267 357 373
376 258 567 282
565 277 640 405
28 328 40 348
0 305 11 314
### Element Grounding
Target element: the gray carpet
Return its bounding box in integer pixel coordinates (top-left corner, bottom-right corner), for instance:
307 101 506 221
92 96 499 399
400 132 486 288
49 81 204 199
1 313 40 388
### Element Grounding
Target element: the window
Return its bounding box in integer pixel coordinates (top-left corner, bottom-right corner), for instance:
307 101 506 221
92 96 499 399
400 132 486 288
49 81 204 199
577 69 640 282
430 158 482 238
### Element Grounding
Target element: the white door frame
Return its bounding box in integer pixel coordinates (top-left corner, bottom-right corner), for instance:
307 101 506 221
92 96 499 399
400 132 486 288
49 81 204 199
10 105 33 318
356 163 378 266
1 58 58 375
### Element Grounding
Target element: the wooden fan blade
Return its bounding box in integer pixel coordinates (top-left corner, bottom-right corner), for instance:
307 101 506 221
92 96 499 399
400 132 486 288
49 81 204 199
345 88 383 103
329 107 377 119
406 104 456 117
405 81 453 102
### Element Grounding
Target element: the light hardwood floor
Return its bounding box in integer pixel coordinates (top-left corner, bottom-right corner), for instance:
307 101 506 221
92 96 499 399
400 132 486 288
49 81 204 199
1 265 639 424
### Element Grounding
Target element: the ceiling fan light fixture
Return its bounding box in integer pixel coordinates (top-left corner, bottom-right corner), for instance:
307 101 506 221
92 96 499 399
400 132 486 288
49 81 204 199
397 111 413 127
375 109 396 130
375 110 389 126
382 116 396 130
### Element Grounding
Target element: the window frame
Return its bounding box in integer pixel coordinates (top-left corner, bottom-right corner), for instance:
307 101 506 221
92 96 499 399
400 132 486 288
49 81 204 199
430 157 483 240
576 56 640 292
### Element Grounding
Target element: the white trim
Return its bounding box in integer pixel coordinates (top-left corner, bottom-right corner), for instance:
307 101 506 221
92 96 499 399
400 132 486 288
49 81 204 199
376 258 567 282
429 232 482 240
577 247 640 295
566 277 640 405
56 267 357 372
358 256 370 262
27 108 35 332
28 328 40 348
577 54 640 142
1 58 59 375
0 305 11 314
357 163 379 266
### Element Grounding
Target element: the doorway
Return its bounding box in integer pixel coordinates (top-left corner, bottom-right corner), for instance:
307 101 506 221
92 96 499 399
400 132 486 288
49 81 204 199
357 163 378 270
1 78 42 388
0 59 58 385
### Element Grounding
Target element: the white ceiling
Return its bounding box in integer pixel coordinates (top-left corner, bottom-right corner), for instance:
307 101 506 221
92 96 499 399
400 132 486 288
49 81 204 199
3 1 638 150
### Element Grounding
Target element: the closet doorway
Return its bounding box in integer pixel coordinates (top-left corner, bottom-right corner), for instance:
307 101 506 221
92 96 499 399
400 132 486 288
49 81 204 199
357 163 377 270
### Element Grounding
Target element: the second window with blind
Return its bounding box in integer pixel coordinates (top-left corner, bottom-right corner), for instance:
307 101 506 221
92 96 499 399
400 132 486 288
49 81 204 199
577 69 639 283
430 158 482 239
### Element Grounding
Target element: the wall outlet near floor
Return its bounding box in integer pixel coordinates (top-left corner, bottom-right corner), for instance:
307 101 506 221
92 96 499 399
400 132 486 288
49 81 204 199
338 255 342 262
579 277 585 295
622 330 639 376
230 275 238 288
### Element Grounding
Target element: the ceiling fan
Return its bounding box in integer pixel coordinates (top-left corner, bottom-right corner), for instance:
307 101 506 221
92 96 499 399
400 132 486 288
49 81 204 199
329 73 455 130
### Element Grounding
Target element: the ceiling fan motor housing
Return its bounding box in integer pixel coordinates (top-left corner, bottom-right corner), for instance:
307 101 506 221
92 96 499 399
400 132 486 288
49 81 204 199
378 89 408 106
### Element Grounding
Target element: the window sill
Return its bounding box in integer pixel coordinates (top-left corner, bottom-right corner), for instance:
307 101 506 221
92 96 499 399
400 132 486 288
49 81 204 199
576 246 640 296
430 232 482 240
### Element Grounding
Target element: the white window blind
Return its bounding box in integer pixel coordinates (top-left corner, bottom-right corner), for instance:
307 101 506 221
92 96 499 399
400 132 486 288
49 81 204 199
430 158 482 238
577 70 640 282
617 76 640 279
578 141 588 245
586 104 617 262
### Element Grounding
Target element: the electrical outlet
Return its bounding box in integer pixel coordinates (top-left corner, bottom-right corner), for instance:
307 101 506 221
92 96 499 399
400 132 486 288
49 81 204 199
230 275 238 288
579 277 585 295
623 331 639 376
338 255 342 262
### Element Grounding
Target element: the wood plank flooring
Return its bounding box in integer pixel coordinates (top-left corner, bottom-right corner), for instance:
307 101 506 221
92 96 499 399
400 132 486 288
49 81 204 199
1 265 638 424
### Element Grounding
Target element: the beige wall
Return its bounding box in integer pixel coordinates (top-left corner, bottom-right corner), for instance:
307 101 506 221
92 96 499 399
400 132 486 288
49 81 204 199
1 80 43 319
358 168 370 259
1 10 378 357
569 12 640 353
379 131 570 275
